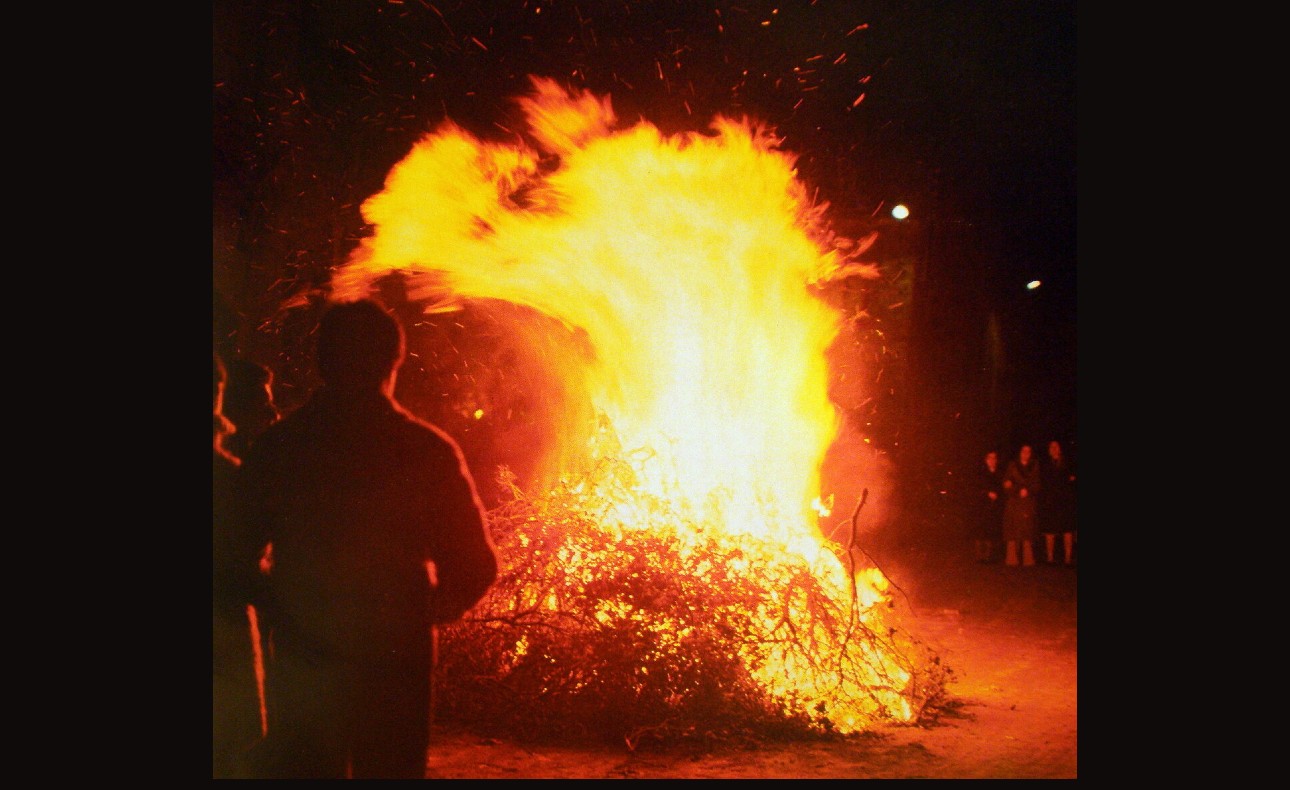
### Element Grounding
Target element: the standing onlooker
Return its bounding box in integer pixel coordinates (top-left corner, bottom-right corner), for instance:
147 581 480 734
969 449 1005 563
1040 439 1077 566
1002 443 1041 567
213 353 263 778
218 357 281 753
237 299 499 779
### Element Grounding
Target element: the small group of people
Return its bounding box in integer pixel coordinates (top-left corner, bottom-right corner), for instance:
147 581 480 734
214 298 500 779
969 439 1077 567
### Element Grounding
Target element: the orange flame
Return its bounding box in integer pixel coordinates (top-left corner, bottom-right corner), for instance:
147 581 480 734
333 77 912 729
336 76 864 547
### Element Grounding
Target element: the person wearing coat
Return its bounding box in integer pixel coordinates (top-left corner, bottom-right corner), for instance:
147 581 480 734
969 449 1005 563
1001 443 1041 567
1039 439 1077 566
235 300 499 778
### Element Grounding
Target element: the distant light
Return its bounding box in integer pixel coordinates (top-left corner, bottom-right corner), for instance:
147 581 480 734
891 204 910 220
1026 280 1042 291
473 408 484 419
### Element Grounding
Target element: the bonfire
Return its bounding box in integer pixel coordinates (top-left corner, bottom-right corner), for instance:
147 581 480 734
332 76 948 748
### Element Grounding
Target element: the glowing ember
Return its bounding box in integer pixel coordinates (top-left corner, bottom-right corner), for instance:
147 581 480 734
332 76 940 739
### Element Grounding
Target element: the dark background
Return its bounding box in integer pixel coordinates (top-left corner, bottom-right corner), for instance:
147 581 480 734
213 0 1076 507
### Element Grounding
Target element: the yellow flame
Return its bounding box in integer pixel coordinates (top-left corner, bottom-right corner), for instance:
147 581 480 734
335 78 914 728
337 77 852 544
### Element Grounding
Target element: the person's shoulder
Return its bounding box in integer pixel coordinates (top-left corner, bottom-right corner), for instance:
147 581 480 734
390 403 465 454
213 448 240 477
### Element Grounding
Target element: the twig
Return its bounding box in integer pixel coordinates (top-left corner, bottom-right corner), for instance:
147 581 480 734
845 489 912 611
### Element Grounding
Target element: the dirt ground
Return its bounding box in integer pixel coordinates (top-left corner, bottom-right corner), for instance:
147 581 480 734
423 541 1078 779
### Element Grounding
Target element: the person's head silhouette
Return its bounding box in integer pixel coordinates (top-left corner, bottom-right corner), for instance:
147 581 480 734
223 358 280 453
316 299 406 393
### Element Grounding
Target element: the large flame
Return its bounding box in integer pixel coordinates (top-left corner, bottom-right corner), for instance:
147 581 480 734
333 77 917 732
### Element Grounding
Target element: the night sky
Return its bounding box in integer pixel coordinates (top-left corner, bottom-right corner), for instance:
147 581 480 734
213 0 1076 474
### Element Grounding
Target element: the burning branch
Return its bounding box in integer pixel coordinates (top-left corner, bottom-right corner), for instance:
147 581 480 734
434 457 948 749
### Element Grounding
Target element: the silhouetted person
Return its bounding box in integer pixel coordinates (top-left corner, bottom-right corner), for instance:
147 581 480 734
1002 443 1041 567
221 357 281 462
1039 439 1077 566
213 352 263 778
970 449 1005 563
219 358 280 741
237 299 499 779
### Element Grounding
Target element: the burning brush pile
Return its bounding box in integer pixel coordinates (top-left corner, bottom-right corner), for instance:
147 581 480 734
332 76 948 748
434 458 948 749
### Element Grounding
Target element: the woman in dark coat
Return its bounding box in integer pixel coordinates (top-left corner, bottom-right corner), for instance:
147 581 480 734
970 449 1005 563
1040 440 1077 565
1002 443 1042 566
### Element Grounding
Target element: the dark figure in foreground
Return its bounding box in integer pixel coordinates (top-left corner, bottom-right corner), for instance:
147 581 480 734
1039 440 1077 566
970 449 1005 563
1002 443 1041 567
214 356 280 775
238 299 499 779
213 353 264 778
